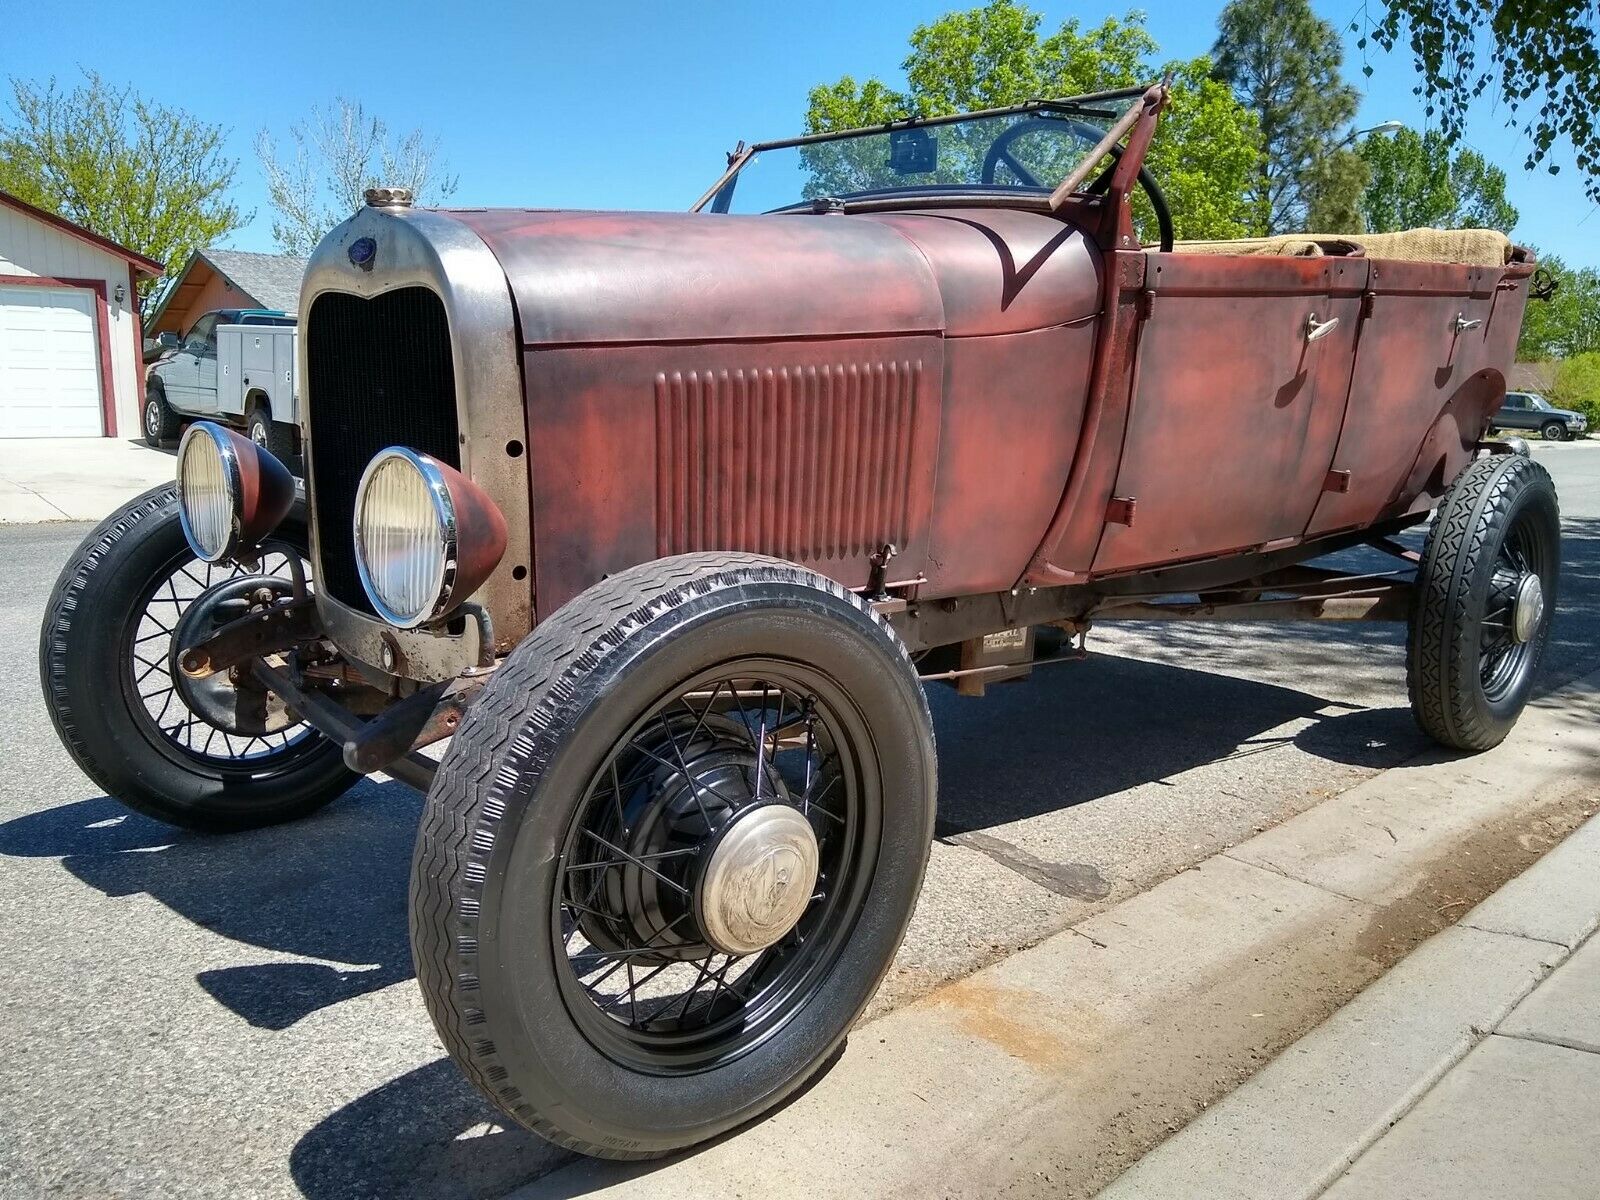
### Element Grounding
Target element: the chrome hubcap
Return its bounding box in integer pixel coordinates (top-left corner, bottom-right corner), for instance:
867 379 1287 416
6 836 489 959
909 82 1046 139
695 803 820 955
1511 572 1545 644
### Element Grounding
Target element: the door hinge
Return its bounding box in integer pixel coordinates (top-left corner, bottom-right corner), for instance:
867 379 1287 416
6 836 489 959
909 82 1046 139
1360 292 1376 320
1137 290 1156 321
1323 469 1352 494
1106 496 1137 526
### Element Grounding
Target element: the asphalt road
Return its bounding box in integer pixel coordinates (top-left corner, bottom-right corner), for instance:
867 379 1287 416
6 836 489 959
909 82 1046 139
2 443 1596 1200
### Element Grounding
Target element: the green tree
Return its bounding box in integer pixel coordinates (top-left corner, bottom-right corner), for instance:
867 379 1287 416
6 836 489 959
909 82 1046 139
1358 128 1519 233
0 71 243 296
1358 1 1600 204
1548 352 1600 429
255 97 458 255
804 3 1261 241
1303 149 1368 232
1517 253 1600 361
1212 0 1363 232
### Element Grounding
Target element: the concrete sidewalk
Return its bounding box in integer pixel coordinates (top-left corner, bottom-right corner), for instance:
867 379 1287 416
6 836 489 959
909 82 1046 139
0 437 172 523
1102 809 1600 1200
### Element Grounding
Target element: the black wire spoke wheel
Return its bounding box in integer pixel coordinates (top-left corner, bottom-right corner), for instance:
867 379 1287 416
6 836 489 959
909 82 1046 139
128 543 317 766
413 553 936 1159
555 665 872 1072
1477 518 1551 702
40 483 358 832
1409 453 1560 751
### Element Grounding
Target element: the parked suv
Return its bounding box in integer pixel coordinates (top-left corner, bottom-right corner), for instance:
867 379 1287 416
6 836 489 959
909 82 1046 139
144 308 301 466
1490 390 1588 440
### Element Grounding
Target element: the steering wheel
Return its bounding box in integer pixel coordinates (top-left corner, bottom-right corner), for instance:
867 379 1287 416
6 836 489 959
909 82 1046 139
980 116 1174 252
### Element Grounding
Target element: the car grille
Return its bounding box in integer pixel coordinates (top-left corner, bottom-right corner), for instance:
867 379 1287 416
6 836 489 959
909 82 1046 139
305 286 461 614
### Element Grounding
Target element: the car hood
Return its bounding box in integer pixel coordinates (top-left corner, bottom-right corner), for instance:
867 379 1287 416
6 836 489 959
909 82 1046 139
446 208 1102 345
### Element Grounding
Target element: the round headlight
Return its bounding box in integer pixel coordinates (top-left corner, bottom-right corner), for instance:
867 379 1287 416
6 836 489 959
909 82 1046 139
354 449 453 628
177 423 242 561
175 421 296 564
353 447 510 632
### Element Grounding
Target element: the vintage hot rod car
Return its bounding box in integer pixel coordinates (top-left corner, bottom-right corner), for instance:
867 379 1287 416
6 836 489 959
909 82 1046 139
40 85 1559 1158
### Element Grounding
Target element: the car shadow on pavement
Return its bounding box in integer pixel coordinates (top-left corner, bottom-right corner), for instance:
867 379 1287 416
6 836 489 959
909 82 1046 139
926 652 1421 836
0 776 417 1030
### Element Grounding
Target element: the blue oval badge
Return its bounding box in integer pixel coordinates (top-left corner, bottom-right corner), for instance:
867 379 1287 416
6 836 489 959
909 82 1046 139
348 237 377 268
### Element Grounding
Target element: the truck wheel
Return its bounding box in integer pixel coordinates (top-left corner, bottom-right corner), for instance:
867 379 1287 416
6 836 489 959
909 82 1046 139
247 406 300 473
1540 420 1568 442
39 483 358 832
1408 454 1559 751
412 553 936 1158
143 384 179 447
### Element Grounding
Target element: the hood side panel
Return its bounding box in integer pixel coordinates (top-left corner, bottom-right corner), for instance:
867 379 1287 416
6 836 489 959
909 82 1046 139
521 335 944 615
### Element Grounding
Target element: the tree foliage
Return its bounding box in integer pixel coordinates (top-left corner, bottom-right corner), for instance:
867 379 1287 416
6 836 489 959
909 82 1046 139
0 71 243 295
1359 0 1600 203
1549 352 1600 429
804 2 1261 241
1357 128 1518 234
1517 253 1600 362
1212 0 1362 233
255 98 458 255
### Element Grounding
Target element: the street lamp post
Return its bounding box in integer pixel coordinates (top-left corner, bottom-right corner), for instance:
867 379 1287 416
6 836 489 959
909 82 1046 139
1340 120 1404 148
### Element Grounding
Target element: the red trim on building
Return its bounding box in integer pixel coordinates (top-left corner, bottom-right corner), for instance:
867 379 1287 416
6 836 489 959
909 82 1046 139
0 273 119 436
0 190 164 277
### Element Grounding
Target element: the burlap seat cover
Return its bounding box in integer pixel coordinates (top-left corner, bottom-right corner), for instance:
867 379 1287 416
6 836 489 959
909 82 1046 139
1168 227 1513 267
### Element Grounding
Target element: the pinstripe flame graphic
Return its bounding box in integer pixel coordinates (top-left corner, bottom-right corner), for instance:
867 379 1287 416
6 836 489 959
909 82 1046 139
654 362 923 560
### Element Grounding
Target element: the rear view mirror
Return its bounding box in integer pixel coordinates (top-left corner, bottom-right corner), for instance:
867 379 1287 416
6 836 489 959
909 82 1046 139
888 128 937 175
157 331 180 350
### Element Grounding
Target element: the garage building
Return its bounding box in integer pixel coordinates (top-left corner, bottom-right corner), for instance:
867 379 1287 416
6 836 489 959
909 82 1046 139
0 190 164 438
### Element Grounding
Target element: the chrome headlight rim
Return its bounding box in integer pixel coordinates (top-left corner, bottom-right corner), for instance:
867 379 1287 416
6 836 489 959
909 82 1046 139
353 447 459 630
176 422 244 563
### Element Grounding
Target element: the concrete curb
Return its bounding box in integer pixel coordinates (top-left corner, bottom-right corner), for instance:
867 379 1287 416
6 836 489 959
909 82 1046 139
510 670 1600 1200
1100 813 1600 1200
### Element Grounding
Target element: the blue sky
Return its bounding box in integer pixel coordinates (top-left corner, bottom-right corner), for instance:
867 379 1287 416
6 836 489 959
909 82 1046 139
5 0 1596 267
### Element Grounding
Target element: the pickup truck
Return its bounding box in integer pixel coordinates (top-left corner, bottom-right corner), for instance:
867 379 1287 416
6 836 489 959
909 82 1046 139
1490 389 1588 440
143 308 301 467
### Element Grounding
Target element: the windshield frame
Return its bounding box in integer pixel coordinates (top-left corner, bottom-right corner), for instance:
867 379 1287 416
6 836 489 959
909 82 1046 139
690 85 1152 215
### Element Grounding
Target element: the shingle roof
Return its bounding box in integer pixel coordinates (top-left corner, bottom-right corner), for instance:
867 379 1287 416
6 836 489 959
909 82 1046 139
200 248 308 314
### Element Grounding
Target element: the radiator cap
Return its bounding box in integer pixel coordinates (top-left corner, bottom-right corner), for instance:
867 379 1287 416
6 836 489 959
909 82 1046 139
364 186 413 208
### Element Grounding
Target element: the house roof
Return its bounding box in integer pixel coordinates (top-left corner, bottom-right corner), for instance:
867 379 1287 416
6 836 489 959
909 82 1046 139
200 249 309 313
0 189 164 276
145 247 309 333
1510 361 1559 393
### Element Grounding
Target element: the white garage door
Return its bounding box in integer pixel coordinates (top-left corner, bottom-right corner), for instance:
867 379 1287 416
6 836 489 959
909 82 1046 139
0 285 103 437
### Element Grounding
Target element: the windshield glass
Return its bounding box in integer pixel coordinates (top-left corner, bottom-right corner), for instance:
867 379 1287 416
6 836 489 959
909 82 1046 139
1528 394 1553 411
704 107 1121 215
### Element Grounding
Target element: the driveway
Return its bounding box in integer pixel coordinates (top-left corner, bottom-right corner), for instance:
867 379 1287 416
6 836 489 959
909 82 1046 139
1 443 1596 1199
0 437 174 522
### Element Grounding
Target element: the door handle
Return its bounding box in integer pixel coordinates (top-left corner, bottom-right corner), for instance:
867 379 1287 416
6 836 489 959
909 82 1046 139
1454 313 1483 333
1305 313 1340 342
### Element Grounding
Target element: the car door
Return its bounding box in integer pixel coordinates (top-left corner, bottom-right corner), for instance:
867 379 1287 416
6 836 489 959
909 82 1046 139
162 314 216 413
1090 252 1365 574
1496 392 1531 431
190 314 220 413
